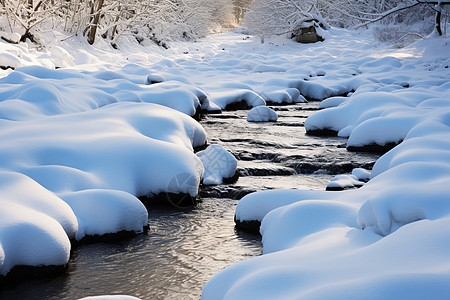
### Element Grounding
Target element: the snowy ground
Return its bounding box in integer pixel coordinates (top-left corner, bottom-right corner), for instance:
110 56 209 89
1 26 450 299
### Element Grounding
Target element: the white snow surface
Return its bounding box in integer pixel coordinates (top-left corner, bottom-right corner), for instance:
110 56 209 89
326 174 364 190
247 106 278 122
1 25 450 299
202 31 450 299
197 144 238 185
0 36 213 274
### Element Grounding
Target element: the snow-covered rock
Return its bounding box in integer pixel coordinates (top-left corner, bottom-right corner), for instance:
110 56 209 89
352 167 371 181
247 106 278 122
60 190 148 241
210 89 266 110
0 171 75 276
326 174 365 190
0 52 22 69
197 144 238 185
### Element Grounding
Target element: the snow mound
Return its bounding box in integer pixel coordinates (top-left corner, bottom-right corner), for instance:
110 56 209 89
209 89 266 110
0 173 73 275
0 52 22 69
247 106 278 122
319 96 348 109
61 190 148 240
262 88 305 104
0 102 206 196
352 168 371 181
197 144 237 185
326 174 365 190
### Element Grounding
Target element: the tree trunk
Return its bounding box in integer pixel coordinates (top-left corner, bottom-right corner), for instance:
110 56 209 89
435 4 442 36
110 5 121 41
87 0 105 45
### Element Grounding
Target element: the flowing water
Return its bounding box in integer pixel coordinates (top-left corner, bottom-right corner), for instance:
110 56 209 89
0 102 379 300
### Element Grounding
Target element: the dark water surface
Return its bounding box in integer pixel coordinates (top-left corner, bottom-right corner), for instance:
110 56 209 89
0 102 379 300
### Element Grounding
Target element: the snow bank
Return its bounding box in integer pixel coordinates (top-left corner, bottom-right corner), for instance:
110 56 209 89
202 33 450 300
0 100 207 273
197 144 237 185
0 63 209 274
60 190 148 241
262 88 305 104
247 106 278 122
0 103 206 195
0 65 212 119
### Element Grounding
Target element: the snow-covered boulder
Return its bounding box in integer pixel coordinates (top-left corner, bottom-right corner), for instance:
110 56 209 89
0 52 22 70
0 171 76 276
352 168 371 181
197 144 238 185
262 88 306 104
326 174 365 191
60 190 148 241
247 106 278 122
319 96 348 109
209 89 266 110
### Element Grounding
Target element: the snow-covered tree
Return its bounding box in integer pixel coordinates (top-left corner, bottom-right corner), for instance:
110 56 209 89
232 0 254 24
1 0 235 46
243 0 328 40
1 0 62 43
242 0 445 43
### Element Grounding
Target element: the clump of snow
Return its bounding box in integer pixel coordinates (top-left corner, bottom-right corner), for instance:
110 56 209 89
247 106 278 122
60 190 148 241
262 88 306 104
0 52 22 69
0 100 207 272
352 167 371 181
147 74 165 84
197 144 237 185
0 171 75 275
319 96 348 109
209 89 266 110
326 174 365 190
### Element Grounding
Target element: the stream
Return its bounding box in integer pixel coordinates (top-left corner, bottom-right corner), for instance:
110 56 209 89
0 102 379 300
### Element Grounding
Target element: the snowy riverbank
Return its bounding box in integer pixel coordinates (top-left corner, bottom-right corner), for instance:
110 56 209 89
201 34 450 299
